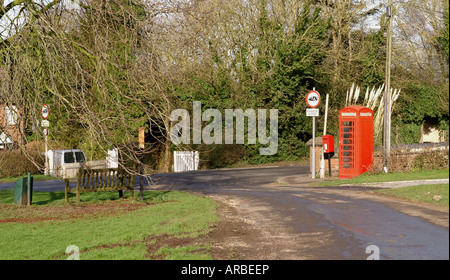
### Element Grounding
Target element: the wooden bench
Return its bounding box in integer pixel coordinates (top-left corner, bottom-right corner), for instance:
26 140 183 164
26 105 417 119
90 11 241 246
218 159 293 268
64 168 135 203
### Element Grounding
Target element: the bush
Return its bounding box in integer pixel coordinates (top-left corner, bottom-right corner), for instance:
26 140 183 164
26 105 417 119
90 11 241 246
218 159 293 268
195 144 246 169
0 150 44 178
392 83 449 145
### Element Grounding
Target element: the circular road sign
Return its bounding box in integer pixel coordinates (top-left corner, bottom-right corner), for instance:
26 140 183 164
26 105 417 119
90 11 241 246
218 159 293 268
41 104 50 119
43 128 49 137
306 91 320 108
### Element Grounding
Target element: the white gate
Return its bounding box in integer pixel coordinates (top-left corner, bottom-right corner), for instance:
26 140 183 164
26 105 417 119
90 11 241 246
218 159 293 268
106 148 119 169
173 151 199 172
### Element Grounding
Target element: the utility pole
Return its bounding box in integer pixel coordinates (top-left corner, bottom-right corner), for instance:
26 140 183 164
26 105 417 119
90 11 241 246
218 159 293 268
383 0 393 173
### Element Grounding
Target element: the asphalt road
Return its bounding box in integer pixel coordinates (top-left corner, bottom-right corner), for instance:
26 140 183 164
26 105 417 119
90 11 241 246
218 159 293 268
1 166 448 260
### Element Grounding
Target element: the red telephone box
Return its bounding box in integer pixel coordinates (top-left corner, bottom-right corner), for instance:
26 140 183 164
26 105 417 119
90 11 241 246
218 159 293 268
338 105 374 179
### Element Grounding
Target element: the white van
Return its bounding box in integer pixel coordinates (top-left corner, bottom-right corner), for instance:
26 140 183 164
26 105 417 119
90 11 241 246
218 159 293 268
48 149 87 177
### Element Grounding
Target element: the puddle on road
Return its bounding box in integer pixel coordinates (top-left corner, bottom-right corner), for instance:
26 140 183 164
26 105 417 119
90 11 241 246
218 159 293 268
294 191 449 260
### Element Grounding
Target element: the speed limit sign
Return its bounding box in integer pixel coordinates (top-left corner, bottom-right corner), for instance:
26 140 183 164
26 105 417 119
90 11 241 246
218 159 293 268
43 128 49 136
41 104 50 119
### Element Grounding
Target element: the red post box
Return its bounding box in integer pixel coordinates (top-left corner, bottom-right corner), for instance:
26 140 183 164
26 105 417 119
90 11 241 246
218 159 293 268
322 135 334 154
322 134 335 176
338 105 374 179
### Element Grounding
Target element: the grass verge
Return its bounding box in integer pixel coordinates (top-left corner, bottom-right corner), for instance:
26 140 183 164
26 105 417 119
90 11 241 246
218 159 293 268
0 190 218 260
372 184 449 210
0 174 55 183
316 168 449 187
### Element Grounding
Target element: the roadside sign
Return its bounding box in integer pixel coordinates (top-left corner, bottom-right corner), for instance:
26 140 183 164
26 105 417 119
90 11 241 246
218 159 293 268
306 91 320 108
139 127 145 149
306 108 319 117
41 120 50 128
306 89 320 179
41 104 50 119
41 104 50 176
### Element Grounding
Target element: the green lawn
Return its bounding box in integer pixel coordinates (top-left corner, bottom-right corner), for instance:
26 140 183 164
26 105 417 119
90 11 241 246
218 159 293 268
0 190 218 260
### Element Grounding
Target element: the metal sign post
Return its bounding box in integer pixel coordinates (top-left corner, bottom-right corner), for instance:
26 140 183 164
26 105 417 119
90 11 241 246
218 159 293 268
138 127 145 201
312 115 316 179
44 133 48 176
306 90 320 179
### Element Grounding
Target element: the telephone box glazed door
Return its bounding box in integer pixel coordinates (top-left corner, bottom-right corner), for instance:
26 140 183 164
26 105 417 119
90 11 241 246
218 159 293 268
339 120 355 177
338 106 374 179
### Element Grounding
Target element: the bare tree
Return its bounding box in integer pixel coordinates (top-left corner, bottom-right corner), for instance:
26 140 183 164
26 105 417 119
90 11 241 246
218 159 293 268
1 0 177 175
394 0 448 86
